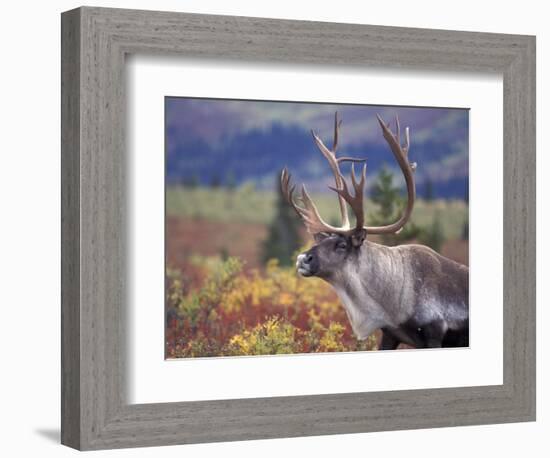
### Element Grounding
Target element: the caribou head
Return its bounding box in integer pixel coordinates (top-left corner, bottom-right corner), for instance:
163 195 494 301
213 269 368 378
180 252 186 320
282 113 416 280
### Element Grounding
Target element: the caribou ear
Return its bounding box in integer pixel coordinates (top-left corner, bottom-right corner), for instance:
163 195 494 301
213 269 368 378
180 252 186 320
350 228 367 247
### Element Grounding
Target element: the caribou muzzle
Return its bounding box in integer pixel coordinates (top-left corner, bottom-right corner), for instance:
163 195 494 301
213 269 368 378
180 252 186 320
296 250 318 277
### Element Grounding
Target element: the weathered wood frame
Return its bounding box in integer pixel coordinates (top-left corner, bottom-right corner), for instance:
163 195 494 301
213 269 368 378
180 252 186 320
61 6 536 450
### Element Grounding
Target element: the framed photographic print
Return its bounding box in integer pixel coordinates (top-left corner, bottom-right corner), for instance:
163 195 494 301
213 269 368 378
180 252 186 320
61 6 536 450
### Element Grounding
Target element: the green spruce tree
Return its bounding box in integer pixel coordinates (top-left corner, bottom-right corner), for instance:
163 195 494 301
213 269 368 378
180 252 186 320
424 177 434 201
261 172 303 266
225 170 237 191
420 211 444 252
369 167 420 245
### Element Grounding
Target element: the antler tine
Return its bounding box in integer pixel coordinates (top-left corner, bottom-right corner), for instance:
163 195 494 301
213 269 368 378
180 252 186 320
280 168 341 235
280 168 299 214
281 168 308 222
337 156 367 164
368 115 416 235
299 185 337 234
329 163 367 230
395 115 400 147
404 126 410 155
332 111 342 152
310 111 351 228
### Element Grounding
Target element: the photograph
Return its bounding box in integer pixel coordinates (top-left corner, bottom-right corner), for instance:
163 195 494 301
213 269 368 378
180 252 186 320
165 98 470 358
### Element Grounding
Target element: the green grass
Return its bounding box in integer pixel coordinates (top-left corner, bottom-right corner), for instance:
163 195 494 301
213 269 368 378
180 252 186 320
167 185 468 240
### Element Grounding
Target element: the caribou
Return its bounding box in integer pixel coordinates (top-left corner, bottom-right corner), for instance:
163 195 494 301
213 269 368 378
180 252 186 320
281 114 469 349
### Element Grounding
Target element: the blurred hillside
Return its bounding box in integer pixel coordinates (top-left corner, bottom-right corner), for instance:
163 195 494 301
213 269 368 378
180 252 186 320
166 98 469 199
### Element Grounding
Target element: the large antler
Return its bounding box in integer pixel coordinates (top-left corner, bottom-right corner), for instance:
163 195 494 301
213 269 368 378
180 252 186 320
281 113 416 237
366 114 416 234
309 112 365 230
281 112 365 235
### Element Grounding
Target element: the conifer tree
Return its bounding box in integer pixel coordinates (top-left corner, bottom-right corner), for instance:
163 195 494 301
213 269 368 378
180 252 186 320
369 167 421 245
424 177 434 201
421 212 444 252
261 172 302 266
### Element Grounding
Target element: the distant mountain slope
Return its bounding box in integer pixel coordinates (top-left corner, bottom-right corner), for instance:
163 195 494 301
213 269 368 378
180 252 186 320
166 122 468 199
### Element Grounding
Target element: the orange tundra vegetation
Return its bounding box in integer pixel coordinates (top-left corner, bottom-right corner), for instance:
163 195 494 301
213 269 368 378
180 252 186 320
165 255 378 358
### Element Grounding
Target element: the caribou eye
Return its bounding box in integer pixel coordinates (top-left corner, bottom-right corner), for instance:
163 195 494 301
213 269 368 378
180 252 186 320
335 241 347 251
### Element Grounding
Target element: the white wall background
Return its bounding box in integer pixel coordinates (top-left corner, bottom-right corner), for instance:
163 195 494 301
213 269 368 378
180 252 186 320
0 1 545 456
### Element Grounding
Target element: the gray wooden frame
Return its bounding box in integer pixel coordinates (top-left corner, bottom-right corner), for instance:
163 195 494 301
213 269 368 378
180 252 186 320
61 6 536 451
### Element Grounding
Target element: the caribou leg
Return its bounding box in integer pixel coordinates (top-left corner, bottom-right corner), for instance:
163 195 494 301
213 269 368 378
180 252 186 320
420 320 446 348
380 330 400 350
